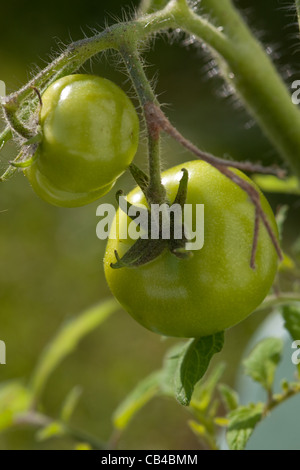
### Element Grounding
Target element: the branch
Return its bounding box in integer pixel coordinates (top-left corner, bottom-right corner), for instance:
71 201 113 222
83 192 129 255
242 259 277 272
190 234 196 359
255 293 300 313
144 102 283 268
263 383 300 417
145 103 285 178
14 411 106 450
251 208 260 270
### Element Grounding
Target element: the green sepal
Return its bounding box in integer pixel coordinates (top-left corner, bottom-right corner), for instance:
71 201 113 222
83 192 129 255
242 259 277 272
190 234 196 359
173 168 189 208
0 128 13 151
9 152 38 168
112 167 192 268
116 189 150 233
23 133 42 146
129 163 150 202
110 238 168 269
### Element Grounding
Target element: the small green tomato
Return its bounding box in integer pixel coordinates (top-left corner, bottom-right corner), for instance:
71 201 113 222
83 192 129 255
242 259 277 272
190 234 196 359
25 74 139 207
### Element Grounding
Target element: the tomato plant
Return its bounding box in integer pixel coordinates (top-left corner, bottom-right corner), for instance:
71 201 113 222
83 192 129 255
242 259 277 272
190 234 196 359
1 0 300 453
25 74 139 207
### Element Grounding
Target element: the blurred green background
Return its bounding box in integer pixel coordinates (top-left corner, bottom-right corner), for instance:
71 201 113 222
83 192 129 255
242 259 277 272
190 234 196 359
1 0 300 450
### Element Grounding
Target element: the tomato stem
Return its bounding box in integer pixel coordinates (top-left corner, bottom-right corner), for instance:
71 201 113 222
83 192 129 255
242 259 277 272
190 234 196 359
2 101 33 140
3 0 300 178
120 47 167 204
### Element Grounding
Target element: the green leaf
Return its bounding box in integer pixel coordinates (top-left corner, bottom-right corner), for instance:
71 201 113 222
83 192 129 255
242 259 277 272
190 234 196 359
0 382 31 432
60 386 82 423
113 371 161 430
218 384 239 412
243 338 283 392
253 175 300 195
227 403 264 450
174 332 225 406
188 420 206 438
36 422 66 442
282 304 300 341
29 299 118 400
159 343 186 397
191 363 226 412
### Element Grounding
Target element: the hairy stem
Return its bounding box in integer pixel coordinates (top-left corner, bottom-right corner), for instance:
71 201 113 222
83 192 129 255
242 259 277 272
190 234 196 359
3 4 178 109
2 0 300 183
120 47 166 203
2 0 226 136
145 102 282 266
3 105 33 140
174 0 300 179
144 104 285 177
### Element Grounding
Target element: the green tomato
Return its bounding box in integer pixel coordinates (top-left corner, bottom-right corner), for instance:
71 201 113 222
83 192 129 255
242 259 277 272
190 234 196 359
104 161 279 338
25 74 139 207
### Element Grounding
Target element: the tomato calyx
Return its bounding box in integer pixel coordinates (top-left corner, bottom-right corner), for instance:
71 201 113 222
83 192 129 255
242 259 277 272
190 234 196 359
110 167 193 269
129 163 151 205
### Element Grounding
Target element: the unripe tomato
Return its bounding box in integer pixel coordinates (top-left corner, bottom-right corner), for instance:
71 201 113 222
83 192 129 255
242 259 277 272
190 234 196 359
104 161 279 338
25 74 139 207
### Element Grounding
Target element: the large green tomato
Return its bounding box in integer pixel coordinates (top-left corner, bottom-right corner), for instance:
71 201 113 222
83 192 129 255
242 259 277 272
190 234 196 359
25 74 139 207
104 161 279 338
